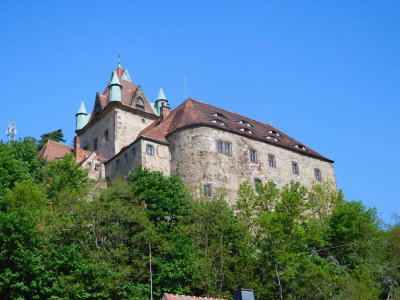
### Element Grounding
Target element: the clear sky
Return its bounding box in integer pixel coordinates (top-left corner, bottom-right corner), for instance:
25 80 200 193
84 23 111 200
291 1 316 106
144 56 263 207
0 1 399 223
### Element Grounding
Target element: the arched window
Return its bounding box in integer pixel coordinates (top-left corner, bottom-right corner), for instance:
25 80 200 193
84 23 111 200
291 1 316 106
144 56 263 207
135 97 144 110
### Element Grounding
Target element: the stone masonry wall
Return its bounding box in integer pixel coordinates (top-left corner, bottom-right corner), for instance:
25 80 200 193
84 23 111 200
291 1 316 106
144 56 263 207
168 126 336 203
105 140 171 179
79 108 116 160
114 108 156 155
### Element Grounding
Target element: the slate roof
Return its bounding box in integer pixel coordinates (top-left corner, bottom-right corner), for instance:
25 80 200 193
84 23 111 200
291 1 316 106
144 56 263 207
162 293 225 300
137 98 333 162
96 66 155 114
39 140 73 161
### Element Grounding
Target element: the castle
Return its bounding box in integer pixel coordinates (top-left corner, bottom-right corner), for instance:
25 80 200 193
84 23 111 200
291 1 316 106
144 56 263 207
40 63 336 199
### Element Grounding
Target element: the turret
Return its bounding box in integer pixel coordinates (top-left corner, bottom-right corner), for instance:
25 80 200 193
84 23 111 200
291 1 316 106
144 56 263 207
75 101 89 131
154 87 169 115
108 70 122 102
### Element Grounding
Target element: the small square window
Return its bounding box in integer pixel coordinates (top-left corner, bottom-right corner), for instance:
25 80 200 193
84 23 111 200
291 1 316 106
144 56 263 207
217 141 232 156
93 138 98 151
314 168 322 181
83 144 89 151
131 147 137 159
203 184 212 197
104 130 109 141
94 163 100 171
146 144 154 156
268 154 276 168
250 149 258 163
292 162 299 175
123 153 128 165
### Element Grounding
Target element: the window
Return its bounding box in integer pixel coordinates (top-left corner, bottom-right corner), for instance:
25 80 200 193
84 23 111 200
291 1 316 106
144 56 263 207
254 178 262 190
240 128 253 134
212 119 226 125
131 147 137 159
266 135 278 142
213 112 226 118
87 161 92 169
123 153 128 165
268 130 280 137
116 159 120 170
314 168 322 181
93 138 98 151
83 143 89 151
203 184 212 197
104 130 109 141
146 144 154 156
217 141 231 156
292 162 299 175
294 144 307 151
268 154 276 168
240 120 251 127
94 163 100 171
135 97 144 109
249 149 258 163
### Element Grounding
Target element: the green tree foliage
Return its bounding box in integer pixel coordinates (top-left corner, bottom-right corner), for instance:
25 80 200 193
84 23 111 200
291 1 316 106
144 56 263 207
0 139 397 299
42 153 90 199
38 129 66 150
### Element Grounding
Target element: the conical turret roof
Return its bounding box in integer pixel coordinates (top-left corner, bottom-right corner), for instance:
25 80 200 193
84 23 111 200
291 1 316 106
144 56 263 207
156 87 167 101
76 101 87 115
108 70 122 86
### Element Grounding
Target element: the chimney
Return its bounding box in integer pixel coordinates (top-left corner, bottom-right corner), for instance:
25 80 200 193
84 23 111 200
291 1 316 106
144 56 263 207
160 103 171 121
233 289 255 300
74 136 80 159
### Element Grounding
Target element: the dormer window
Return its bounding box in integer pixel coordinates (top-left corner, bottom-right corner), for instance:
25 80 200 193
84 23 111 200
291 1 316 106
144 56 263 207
212 119 226 126
240 128 253 134
213 112 226 118
135 97 144 110
267 130 280 137
239 120 251 127
294 144 307 151
266 136 278 142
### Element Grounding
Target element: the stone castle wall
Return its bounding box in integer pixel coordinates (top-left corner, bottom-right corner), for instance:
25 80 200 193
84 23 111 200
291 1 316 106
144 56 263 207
79 109 116 160
168 126 336 203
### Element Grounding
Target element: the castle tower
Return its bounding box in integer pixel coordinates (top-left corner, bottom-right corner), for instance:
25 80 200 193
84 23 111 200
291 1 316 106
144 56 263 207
108 70 122 102
75 101 89 131
154 87 169 115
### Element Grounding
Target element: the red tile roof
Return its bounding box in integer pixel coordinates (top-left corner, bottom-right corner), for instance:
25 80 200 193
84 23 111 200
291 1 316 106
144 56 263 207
39 140 73 161
137 98 333 162
95 66 155 115
162 293 225 300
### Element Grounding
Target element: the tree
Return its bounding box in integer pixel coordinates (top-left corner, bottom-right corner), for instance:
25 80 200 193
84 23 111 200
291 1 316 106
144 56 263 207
38 129 66 150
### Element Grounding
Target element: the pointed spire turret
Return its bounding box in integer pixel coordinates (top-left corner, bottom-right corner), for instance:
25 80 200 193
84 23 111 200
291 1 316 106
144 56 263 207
75 101 89 131
108 70 122 102
154 87 169 116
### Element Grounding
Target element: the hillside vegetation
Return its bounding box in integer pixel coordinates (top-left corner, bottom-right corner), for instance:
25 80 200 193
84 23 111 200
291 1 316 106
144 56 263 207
0 137 399 299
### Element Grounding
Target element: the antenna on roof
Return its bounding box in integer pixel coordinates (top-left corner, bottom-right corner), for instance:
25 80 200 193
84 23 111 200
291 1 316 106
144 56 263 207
268 104 273 126
6 121 17 143
184 74 188 99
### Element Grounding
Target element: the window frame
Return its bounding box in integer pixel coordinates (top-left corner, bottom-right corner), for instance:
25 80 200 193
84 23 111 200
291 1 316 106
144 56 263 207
93 138 98 151
104 130 109 141
292 161 299 175
203 184 212 197
217 140 232 156
249 148 258 163
146 144 154 156
135 97 145 110
268 154 276 168
314 168 322 181
123 153 128 165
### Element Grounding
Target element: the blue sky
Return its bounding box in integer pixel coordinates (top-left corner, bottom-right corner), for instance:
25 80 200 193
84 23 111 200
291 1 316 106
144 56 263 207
0 1 399 223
